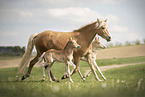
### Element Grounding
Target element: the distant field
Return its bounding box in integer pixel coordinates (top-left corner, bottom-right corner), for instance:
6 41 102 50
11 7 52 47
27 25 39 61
97 44 145 59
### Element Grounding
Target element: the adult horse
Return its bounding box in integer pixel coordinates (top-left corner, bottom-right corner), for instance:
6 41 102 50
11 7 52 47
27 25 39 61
18 18 111 81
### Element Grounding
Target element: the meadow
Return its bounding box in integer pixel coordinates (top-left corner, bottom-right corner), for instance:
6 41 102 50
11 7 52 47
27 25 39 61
0 56 145 97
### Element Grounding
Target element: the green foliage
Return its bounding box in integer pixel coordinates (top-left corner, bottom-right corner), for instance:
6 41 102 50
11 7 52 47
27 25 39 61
115 42 123 47
133 40 141 45
143 38 145 44
125 41 132 46
106 43 114 48
96 56 145 66
0 46 25 56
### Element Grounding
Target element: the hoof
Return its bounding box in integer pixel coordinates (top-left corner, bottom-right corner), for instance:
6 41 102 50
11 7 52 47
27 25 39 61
42 77 45 81
61 75 69 80
55 79 60 82
52 78 60 82
21 76 25 81
82 78 86 81
98 79 103 82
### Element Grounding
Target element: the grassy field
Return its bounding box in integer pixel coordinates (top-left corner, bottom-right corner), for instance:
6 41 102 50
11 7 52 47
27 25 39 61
0 56 145 97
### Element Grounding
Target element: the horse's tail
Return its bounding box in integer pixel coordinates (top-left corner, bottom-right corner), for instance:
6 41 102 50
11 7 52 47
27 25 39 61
18 33 38 74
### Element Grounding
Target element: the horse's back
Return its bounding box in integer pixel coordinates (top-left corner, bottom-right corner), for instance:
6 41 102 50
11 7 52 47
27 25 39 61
34 30 73 53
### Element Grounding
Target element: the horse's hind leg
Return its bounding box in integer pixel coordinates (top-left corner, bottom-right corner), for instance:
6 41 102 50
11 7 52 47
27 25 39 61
49 62 59 82
41 65 46 81
21 55 39 80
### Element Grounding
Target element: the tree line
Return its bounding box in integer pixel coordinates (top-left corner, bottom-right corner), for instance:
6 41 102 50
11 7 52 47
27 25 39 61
106 38 145 48
0 46 25 56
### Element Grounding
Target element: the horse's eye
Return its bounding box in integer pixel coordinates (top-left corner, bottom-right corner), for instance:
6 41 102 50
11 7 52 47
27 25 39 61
101 26 105 29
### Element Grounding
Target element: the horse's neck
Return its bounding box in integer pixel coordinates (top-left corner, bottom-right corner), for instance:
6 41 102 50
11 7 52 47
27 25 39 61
92 42 98 54
76 27 97 49
64 42 74 57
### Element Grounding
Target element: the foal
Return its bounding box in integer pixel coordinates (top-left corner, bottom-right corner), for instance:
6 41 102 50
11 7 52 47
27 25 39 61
38 38 80 82
82 37 106 81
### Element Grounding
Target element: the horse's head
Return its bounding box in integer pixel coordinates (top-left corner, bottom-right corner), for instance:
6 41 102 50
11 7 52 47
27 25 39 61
94 18 112 42
93 37 106 49
69 37 81 49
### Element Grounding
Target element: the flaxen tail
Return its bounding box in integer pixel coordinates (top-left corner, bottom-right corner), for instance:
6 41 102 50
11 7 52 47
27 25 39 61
18 33 38 74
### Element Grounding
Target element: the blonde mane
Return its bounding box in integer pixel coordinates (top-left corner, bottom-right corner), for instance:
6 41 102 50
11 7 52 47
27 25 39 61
73 20 106 32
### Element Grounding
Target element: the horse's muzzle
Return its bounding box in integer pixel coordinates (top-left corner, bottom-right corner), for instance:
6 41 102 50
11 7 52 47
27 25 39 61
107 36 112 42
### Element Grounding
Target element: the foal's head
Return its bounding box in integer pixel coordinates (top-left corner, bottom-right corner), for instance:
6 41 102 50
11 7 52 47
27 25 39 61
69 38 81 49
93 37 106 49
94 18 112 42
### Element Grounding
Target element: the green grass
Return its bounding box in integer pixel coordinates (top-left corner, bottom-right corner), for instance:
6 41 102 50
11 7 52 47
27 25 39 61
95 56 145 66
0 61 145 97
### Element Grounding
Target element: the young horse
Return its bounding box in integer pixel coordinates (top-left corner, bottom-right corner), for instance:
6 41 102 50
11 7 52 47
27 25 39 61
82 37 106 81
38 38 80 82
19 18 111 81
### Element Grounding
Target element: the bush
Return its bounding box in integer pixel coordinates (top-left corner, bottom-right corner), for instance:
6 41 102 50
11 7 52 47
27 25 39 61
115 42 123 47
106 43 114 48
133 39 141 45
125 41 132 46
0 46 25 56
143 38 145 44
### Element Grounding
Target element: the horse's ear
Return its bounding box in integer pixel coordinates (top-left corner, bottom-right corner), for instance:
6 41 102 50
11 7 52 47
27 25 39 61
97 18 101 24
104 19 107 22
95 37 99 41
69 37 73 41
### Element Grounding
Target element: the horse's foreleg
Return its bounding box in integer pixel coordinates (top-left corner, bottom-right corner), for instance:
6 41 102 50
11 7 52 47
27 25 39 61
93 59 106 80
71 56 80 75
66 62 73 82
49 62 59 82
77 67 86 81
69 61 85 80
21 55 39 81
61 55 80 79
87 57 102 81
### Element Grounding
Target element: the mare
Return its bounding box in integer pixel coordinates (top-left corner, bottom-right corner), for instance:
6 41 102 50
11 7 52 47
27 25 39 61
18 18 111 81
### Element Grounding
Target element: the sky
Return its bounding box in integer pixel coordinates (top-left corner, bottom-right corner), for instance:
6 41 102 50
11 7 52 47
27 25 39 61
0 0 145 47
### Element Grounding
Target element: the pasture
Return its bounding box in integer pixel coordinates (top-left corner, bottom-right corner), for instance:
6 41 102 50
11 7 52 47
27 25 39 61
0 56 145 97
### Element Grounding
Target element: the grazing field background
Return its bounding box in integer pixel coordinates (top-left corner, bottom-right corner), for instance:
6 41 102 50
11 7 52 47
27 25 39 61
0 44 145 97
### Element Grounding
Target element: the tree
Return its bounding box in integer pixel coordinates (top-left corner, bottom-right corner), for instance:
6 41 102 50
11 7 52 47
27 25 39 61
115 42 123 47
125 41 132 46
134 39 141 45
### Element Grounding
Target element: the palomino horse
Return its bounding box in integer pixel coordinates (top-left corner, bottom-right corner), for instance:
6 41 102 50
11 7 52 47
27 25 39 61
38 38 80 82
18 18 111 81
81 37 106 81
